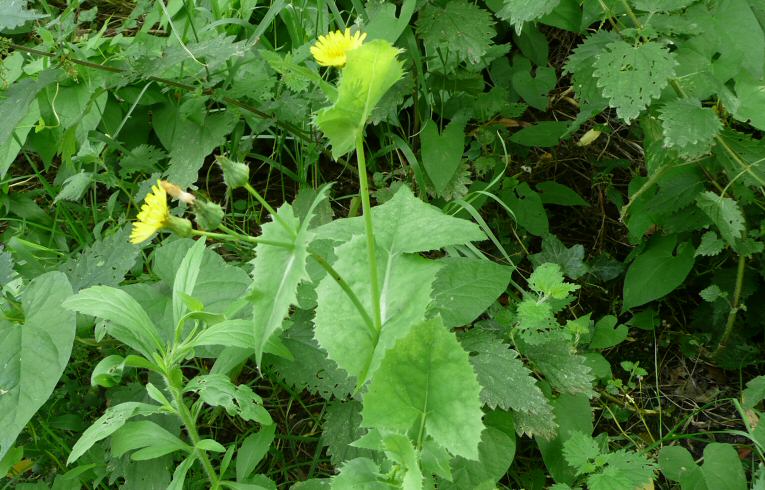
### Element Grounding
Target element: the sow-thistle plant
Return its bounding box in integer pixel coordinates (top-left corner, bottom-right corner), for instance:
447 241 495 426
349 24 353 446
310 27 367 67
129 180 193 244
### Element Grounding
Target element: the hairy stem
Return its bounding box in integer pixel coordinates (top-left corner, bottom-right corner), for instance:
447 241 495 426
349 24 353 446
711 254 746 358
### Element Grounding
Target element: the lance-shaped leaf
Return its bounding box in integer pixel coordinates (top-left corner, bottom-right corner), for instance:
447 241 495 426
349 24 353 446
315 39 404 159
251 188 328 365
0 272 74 460
361 317 485 460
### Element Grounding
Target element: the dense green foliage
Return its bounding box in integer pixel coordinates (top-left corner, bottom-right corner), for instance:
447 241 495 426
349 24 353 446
2 0 765 488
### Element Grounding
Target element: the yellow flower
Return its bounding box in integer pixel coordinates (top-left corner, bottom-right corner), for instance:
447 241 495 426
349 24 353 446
310 28 367 67
130 181 170 244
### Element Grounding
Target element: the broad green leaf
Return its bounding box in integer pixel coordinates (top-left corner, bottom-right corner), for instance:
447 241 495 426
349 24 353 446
332 458 389 489
659 445 706 488
111 421 189 460
68 402 162 464
315 235 442 384
589 315 628 349
59 225 140 291
0 70 58 177
622 236 695 311
496 0 561 33
173 238 206 327
711 0 764 79
365 0 415 43
630 0 699 11
236 424 275 482
536 181 589 207
362 317 484 459
315 185 486 252
733 72 765 131
509 121 569 147
428 257 513 328
266 310 355 399
168 455 197 490
0 272 74 460
315 40 403 159
443 411 517 489
416 0 497 66
587 449 656 490
701 443 746 490
536 394 593 484
695 191 745 246
742 376 765 409
501 182 549 236
0 99 39 178
460 330 555 438
0 0 46 30
193 320 254 349
251 202 313 365
659 98 721 158
421 118 466 195
593 40 676 122
63 285 162 358
511 57 557 111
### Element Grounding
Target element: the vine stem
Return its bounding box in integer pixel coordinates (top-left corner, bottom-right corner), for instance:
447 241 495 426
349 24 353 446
164 372 220 489
711 254 746 358
356 133 383 332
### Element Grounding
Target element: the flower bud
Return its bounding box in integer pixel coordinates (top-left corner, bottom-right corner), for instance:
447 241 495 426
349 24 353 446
166 215 193 238
216 155 250 190
193 199 224 230
160 180 196 204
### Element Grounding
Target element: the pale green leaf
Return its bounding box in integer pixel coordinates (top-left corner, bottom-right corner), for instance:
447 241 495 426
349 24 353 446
416 0 496 66
332 458 389 489
630 0 699 11
361 317 484 459
588 450 656 490
0 99 39 178
659 446 701 484
0 272 74 460
173 238 206 327
428 257 513 328
659 98 721 158
193 320 254 349
701 443 746 490
589 315 628 349
695 191 745 246
63 285 162 358
696 231 724 257
315 235 442 384
315 40 403 159
742 375 765 409
496 0 561 33
365 0 416 43
379 433 423 490
733 73 765 131
250 202 313 365
593 40 676 122
60 225 140 291
622 236 695 311
237 424 275 482
562 431 601 475
0 0 46 30
528 263 579 299
699 285 725 303
185 374 271 425
111 421 189 460
315 185 486 253
68 402 162 464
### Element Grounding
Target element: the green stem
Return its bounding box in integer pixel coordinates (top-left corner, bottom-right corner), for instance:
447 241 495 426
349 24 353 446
165 372 220 489
356 134 383 332
711 254 746 358
192 227 293 249
243 183 297 237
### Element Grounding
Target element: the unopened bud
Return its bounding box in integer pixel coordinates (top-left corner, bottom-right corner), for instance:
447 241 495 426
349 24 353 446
161 180 196 204
576 128 602 147
193 199 224 230
216 155 250 190
166 215 193 237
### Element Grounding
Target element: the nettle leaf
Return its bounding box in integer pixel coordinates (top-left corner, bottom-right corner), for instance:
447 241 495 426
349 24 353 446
563 432 655 490
523 337 595 397
0 0 46 30
562 431 600 475
460 330 555 437
250 203 312 365
362 317 484 459
428 257 513 329
696 230 725 257
496 0 561 33
593 40 676 122
630 0 699 11
659 98 722 158
321 400 373 465
416 0 496 66
733 72 765 131
530 235 590 280
695 191 745 246
528 263 579 299
622 236 695 311
315 40 403 159
265 311 355 399
0 272 74 460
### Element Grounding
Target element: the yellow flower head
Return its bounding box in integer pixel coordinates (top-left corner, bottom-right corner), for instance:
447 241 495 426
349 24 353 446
310 28 367 67
130 181 170 244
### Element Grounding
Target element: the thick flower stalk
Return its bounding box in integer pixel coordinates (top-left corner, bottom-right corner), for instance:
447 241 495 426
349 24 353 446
130 181 170 244
310 28 367 67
